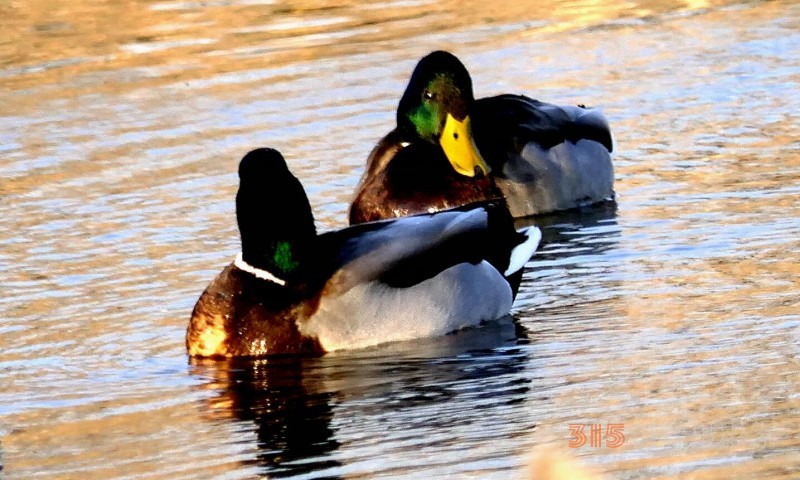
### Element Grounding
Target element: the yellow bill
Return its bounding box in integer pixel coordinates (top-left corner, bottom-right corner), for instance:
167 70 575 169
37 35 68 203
440 113 491 177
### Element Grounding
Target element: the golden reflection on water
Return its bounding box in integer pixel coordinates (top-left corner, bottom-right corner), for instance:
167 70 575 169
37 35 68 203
2 0 736 97
1 0 800 478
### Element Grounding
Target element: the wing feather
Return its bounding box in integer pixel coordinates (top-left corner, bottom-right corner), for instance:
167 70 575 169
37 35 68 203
316 207 495 296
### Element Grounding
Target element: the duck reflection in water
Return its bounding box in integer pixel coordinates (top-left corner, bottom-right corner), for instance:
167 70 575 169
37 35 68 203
516 200 618 244
513 202 621 313
192 357 342 478
191 319 534 478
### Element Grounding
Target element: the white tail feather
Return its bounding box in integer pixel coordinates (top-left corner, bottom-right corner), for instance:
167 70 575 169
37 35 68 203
504 226 542 276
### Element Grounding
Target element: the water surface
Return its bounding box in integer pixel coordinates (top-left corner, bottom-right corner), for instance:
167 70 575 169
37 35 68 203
1 0 799 478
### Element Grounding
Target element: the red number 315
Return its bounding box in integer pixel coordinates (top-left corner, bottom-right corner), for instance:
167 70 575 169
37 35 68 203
568 423 625 448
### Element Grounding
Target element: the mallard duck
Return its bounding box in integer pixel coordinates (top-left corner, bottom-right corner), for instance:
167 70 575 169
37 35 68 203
348 50 614 224
187 148 542 357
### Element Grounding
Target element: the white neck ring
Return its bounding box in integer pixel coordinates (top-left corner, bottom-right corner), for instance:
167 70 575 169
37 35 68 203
234 253 287 286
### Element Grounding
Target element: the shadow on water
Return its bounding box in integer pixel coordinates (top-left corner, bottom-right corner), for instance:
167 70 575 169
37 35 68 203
517 200 619 244
190 319 534 478
513 201 622 320
534 201 622 271
191 356 342 478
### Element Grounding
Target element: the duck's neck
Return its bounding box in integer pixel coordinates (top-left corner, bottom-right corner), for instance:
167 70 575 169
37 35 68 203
390 140 459 180
235 175 317 283
240 238 306 282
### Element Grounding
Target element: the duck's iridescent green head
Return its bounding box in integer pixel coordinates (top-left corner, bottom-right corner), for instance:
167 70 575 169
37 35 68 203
236 148 316 278
397 51 490 177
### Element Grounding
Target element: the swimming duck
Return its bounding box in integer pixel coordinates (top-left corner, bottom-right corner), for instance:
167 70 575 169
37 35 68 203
348 50 614 224
187 148 541 357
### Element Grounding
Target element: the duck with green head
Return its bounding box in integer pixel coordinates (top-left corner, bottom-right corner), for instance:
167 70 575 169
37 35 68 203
187 148 542 357
348 50 614 224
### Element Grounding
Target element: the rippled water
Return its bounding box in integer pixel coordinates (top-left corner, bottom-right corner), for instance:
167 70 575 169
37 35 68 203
2 0 799 478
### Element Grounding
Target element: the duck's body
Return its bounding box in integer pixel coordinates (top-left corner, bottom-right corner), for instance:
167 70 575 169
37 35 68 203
188 260 323 357
472 94 614 217
348 51 614 224
187 148 541 358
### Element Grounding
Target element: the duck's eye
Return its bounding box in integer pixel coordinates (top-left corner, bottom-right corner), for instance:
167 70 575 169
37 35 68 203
423 90 435 101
